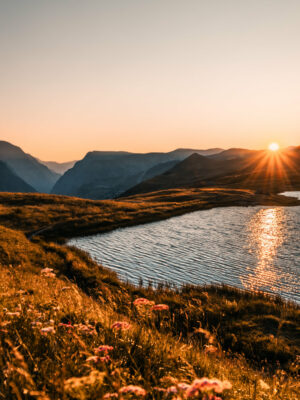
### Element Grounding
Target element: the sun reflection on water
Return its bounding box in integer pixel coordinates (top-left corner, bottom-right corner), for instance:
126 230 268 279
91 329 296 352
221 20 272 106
241 207 287 293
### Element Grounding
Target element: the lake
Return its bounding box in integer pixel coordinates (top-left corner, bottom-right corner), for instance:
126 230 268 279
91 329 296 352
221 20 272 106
69 192 300 303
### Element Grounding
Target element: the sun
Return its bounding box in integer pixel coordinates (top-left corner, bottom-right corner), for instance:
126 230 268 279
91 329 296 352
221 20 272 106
268 142 280 152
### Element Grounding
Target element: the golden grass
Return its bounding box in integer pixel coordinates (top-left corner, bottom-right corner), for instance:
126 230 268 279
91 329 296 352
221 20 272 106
1 262 299 400
0 189 298 241
0 192 299 399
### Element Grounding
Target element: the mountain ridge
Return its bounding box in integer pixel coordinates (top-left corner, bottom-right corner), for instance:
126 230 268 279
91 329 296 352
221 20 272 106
51 148 223 199
0 141 60 193
38 159 77 175
121 147 300 196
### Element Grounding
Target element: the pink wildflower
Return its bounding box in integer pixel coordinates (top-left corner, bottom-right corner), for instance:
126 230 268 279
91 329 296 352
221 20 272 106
111 321 131 330
153 387 167 393
177 383 191 391
104 393 118 399
151 304 169 311
167 383 190 394
86 355 110 363
75 323 97 335
59 322 74 329
119 385 146 396
186 378 232 397
167 386 178 394
31 321 42 326
40 326 55 334
94 345 114 353
133 298 154 306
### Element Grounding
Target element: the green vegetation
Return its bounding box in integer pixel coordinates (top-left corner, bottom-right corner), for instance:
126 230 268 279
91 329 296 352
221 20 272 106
0 191 299 399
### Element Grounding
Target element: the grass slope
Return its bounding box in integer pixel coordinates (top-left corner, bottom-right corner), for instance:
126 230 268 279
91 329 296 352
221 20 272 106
0 189 298 242
0 192 299 399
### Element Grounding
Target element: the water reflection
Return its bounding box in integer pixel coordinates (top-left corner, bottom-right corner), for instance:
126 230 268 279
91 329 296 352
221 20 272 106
70 196 300 303
241 208 286 293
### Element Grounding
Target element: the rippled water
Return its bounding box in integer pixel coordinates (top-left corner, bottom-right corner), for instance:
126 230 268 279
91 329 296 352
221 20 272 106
69 192 300 303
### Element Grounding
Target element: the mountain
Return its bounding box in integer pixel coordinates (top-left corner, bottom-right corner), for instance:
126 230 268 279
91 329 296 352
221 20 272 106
121 147 300 196
121 153 239 196
209 148 257 161
0 161 36 193
38 160 77 175
0 141 60 193
212 146 300 192
51 148 223 199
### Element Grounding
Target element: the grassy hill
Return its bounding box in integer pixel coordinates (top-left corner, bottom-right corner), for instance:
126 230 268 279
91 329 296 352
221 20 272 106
0 191 299 399
0 189 298 241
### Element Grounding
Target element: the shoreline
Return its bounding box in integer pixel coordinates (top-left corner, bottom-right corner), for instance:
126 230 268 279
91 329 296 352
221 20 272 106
35 190 300 241
0 189 299 242
0 189 299 386
18 189 300 243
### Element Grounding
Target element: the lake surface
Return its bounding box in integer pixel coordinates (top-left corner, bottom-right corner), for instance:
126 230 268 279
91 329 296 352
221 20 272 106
69 192 300 303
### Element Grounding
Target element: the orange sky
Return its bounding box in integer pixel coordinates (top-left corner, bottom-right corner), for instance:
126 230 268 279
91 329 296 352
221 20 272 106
1 1 299 161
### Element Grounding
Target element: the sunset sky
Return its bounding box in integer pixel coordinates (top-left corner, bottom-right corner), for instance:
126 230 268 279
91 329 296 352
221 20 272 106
1 1 300 161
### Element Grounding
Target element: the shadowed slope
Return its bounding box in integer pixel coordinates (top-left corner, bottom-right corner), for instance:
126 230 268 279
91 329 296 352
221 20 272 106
121 153 245 196
0 141 60 192
51 148 223 200
122 148 300 196
0 161 36 193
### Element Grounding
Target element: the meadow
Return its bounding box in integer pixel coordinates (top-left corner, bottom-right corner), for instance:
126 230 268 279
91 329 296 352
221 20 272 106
0 189 298 241
0 191 299 399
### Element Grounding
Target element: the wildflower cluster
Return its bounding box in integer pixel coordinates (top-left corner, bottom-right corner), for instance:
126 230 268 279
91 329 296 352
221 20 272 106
155 377 232 399
133 297 169 311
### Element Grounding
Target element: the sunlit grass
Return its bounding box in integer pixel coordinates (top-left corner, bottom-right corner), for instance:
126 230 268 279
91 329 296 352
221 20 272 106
1 262 299 399
0 192 299 398
0 221 299 399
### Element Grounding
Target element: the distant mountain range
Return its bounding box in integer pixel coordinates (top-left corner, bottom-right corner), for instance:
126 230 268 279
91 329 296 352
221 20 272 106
0 141 60 193
0 140 299 198
38 159 77 175
0 161 36 193
122 147 300 196
51 148 223 199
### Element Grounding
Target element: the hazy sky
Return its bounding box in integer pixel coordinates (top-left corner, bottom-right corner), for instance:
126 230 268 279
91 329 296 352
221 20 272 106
1 1 300 161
